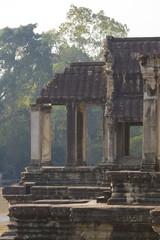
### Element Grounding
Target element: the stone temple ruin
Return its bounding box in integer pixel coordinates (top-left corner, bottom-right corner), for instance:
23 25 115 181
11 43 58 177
2 36 160 239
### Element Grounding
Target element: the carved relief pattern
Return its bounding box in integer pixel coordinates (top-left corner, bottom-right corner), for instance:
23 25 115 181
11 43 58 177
105 98 114 118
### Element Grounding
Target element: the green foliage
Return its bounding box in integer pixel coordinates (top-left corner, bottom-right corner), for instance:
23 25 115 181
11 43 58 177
130 126 142 138
86 107 103 165
0 24 53 178
0 24 53 101
2 116 30 179
59 5 129 60
51 106 66 166
52 43 92 73
130 126 142 156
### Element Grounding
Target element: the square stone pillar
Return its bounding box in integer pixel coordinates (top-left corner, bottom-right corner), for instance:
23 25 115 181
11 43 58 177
102 106 108 164
41 105 52 166
107 118 116 164
124 122 130 156
137 54 158 171
142 95 157 171
157 75 160 169
66 102 77 166
30 105 42 170
76 104 87 166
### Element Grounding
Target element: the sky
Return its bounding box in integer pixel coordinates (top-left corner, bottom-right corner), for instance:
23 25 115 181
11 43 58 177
0 0 160 37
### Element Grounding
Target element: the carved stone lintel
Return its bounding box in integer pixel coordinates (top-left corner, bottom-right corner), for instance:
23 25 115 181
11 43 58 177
41 105 52 113
30 104 42 112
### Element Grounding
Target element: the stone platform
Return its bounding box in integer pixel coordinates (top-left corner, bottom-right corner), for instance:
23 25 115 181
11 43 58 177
5 200 160 240
3 169 160 239
1 166 111 239
2 166 110 205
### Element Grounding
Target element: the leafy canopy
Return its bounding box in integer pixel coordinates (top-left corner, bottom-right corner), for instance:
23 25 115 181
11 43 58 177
59 5 129 60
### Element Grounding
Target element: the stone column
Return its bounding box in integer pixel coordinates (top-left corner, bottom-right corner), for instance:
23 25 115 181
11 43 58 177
108 118 116 164
102 106 108 164
41 105 52 166
124 122 130 156
66 101 76 166
30 104 42 170
142 93 157 171
76 104 87 166
116 122 123 158
157 75 160 168
137 54 158 171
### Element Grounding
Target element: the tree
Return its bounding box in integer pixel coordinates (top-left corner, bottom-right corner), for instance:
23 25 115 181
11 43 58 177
43 5 129 69
43 29 93 74
0 24 53 178
51 106 67 166
59 5 129 60
130 126 142 156
86 106 103 165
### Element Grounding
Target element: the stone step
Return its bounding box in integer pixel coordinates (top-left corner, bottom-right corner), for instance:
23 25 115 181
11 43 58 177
96 188 111 203
0 237 15 240
1 230 16 237
34 199 90 204
31 186 108 200
20 166 108 187
97 196 107 203
3 185 111 202
0 230 15 240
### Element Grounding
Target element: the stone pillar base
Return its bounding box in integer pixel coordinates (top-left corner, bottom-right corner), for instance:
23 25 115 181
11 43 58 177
141 153 157 171
107 171 160 205
28 160 41 172
110 223 159 240
41 160 52 167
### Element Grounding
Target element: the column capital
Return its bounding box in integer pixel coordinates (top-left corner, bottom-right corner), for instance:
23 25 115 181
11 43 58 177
30 104 42 112
77 103 87 112
66 101 75 109
41 105 52 113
